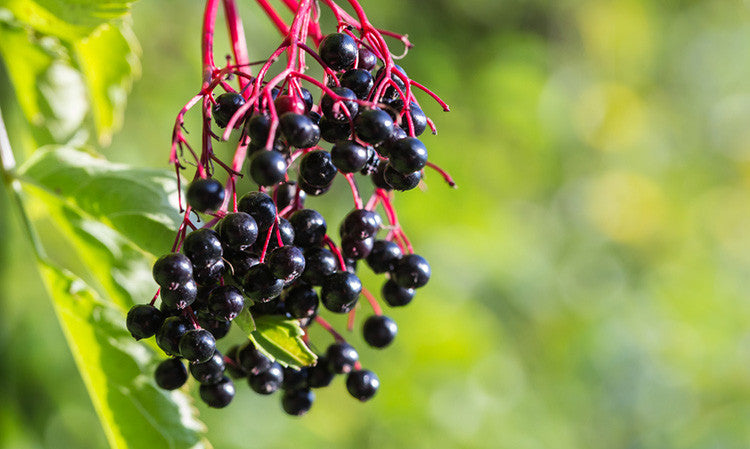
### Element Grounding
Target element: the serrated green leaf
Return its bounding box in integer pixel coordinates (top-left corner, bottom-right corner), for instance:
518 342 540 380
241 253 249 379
20 146 182 256
73 22 140 145
247 315 317 369
39 261 207 449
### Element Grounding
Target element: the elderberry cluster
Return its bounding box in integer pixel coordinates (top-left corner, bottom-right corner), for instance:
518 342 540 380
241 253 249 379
127 27 446 417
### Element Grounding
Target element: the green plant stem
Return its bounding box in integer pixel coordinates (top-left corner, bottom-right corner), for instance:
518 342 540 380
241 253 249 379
0 106 47 259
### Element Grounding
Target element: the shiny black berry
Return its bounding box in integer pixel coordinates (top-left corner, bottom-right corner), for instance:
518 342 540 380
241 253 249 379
366 240 402 273
321 87 359 122
207 285 245 321
182 229 223 266
268 246 306 282
326 342 358 374
249 362 284 395
301 248 338 285
357 47 378 71
321 271 362 313
384 164 421 191
212 92 245 128
156 316 191 356
249 150 287 186
362 315 397 348
160 279 198 310
155 358 188 390
308 356 335 388
274 181 306 211
355 108 394 145
126 304 164 340
331 141 369 173
153 253 193 287
189 350 225 384
237 341 273 375
299 150 337 187
219 212 259 250
320 116 352 143
279 112 321 148
187 178 225 213
282 388 314 416
192 259 225 287
179 329 216 363
200 376 235 408
346 369 379 401
282 284 319 319
243 263 284 302
393 254 431 288
196 312 232 339
389 137 428 174
238 192 277 230
340 209 381 240
340 68 374 100
381 279 415 307
318 33 357 71
341 235 374 259
289 209 327 248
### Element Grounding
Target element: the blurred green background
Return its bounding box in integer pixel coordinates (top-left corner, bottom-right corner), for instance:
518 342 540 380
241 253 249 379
3 0 750 447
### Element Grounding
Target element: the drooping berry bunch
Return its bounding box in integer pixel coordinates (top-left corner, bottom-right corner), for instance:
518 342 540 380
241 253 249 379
126 0 452 416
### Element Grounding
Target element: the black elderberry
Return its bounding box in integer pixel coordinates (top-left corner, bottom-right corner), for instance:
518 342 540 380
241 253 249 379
282 389 314 416
192 259 225 287
357 47 378 71
376 125 407 158
153 253 193 287
346 369 379 401
243 263 285 302
300 87 314 112
253 218 295 253
375 64 408 99
212 92 246 128
355 108 394 145
248 150 288 187
249 362 284 395
187 178 225 213
207 285 245 321
319 116 352 143
223 249 259 281
340 68 375 100
308 356 335 388
237 341 273 375
363 315 398 348
196 313 232 339
274 94 306 115
219 212 259 250
249 297 286 316
238 192 277 230
307 110 321 125
298 177 333 196
371 160 392 190
320 87 359 122
366 240 402 273
402 102 427 136
267 246 306 283
160 279 198 310
274 181 306 211
393 254 431 288
318 33 358 71
156 316 192 356
331 141 370 173
326 342 358 374
246 113 274 143
340 209 381 240
289 209 327 248
282 366 309 391
341 235 374 260
279 112 321 149
381 279 415 307
155 358 188 390
383 164 421 191
179 329 216 363
359 146 379 175
389 137 428 174
126 304 164 340
182 229 223 266
321 271 362 313
299 150 337 187
190 350 226 384
282 284 319 319
200 376 235 408
301 248 338 285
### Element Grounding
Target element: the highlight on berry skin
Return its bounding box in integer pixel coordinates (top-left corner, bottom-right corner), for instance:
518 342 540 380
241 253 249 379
127 0 452 415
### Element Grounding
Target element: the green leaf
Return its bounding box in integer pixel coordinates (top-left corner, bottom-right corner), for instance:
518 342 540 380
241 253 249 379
247 315 317 369
20 146 182 256
233 305 256 335
73 22 141 145
39 261 207 449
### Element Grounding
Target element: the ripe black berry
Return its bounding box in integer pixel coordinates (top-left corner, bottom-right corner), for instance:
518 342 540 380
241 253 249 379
246 113 274 143
346 369 379 401
219 212 259 250
249 150 288 186
200 376 235 408
249 362 284 395
179 329 216 363
126 304 164 340
155 358 188 390
331 141 370 173
282 284 319 319
355 108 394 145
383 164 421 191
341 235 374 259
153 253 193 287
190 350 226 384
224 249 259 281
340 68 374 100
299 150 337 187
326 342 358 374
274 181 306 211
187 178 225 213
340 209 381 240
366 240 402 273
238 192 277 230
207 285 245 321
320 87 359 122
319 116 352 143
182 229 223 266
267 245 306 282
357 47 378 71
282 366 309 391
393 254 431 288
274 94 306 115
307 356 335 388
301 248 338 285
289 209 327 248
192 259 225 287
279 112 321 148
298 177 333 196
381 279 415 307
318 33 357 71
371 160 392 190
362 315 397 348
196 312 232 339
237 340 273 375
156 316 191 356
321 271 362 313
389 137 428 174
375 65 407 99
160 279 198 309
212 92 245 128
282 389 314 416
243 263 284 302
